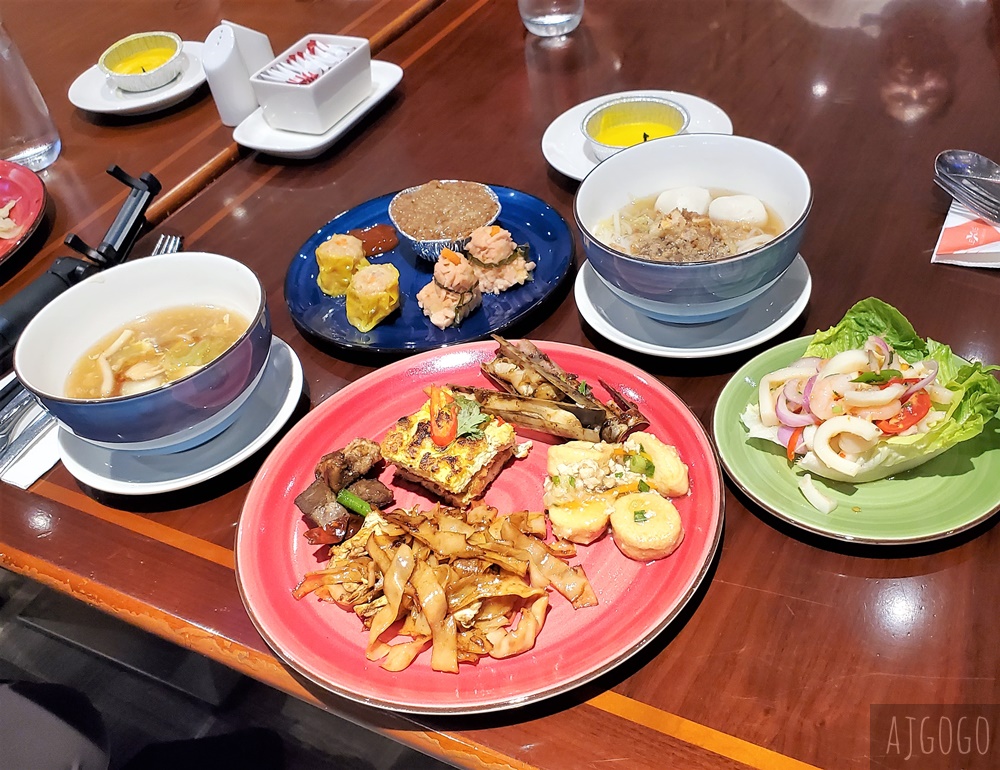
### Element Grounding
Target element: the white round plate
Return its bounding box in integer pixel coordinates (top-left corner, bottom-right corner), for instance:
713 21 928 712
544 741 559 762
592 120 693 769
575 255 811 358
233 61 403 159
68 41 206 116
542 90 733 181
58 337 302 495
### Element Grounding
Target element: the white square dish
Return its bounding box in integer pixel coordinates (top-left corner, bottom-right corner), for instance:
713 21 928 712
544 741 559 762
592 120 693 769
250 34 372 135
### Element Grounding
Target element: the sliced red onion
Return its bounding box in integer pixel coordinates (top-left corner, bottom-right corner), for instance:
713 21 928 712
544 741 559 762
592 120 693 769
801 374 817 416
867 335 891 359
902 360 939 400
776 391 816 427
777 425 806 454
783 379 804 407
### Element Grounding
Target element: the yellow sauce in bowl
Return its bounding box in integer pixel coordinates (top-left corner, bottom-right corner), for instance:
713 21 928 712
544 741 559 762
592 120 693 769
109 47 175 75
592 121 679 148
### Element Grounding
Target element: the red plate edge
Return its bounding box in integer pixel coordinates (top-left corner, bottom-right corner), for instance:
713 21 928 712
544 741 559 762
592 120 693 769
235 341 725 714
0 159 47 263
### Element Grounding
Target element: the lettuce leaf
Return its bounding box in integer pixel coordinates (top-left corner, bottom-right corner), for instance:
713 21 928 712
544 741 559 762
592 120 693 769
804 297 928 362
746 298 1000 482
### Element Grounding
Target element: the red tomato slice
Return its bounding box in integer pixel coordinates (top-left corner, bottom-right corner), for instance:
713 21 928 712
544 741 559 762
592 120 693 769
877 377 920 389
876 390 932 434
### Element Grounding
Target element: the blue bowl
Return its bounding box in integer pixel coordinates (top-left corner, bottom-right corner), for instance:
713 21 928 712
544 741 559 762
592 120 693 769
14 252 271 449
574 134 811 324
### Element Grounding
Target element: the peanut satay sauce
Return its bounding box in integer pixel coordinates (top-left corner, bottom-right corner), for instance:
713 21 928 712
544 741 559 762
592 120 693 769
346 223 399 256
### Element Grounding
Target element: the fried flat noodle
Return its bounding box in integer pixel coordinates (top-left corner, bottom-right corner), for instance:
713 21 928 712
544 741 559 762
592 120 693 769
293 504 596 671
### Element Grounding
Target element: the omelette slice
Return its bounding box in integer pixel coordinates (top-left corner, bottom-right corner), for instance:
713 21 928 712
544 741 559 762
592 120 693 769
380 390 517 507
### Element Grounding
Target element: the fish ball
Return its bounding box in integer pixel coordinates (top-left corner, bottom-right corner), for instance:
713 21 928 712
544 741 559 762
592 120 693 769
708 194 768 227
654 187 712 216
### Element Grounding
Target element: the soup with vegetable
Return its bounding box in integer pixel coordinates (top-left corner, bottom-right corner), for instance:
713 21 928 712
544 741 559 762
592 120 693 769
593 186 784 263
65 305 249 399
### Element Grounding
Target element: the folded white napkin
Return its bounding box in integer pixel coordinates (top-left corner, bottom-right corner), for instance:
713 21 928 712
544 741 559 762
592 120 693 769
0 372 60 489
932 199 1000 268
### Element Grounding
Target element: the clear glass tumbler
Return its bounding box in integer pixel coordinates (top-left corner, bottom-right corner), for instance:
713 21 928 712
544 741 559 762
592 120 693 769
0 23 61 171
518 0 584 37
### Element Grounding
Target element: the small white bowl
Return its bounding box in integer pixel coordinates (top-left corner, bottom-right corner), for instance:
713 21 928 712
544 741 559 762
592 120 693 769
582 96 690 161
99 32 184 93
250 34 372 135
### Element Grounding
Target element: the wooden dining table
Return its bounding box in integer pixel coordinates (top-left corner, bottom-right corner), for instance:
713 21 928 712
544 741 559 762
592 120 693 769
0 0 440 292
3 0 1000 768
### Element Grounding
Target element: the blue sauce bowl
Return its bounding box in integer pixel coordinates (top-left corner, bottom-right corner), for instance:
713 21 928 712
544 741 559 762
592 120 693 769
14 252 271 450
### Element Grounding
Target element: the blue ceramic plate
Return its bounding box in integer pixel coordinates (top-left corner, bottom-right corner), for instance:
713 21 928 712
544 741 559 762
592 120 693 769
285 186 573 353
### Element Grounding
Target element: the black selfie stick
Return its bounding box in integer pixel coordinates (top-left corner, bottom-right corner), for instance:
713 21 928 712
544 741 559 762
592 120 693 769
0 166 161 373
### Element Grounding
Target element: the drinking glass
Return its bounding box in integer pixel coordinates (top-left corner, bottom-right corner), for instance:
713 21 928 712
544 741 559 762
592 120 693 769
0 23 61 171
518 0 584 37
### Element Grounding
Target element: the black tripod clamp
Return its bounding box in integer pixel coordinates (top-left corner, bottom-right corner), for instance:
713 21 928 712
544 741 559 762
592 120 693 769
0 166 162 371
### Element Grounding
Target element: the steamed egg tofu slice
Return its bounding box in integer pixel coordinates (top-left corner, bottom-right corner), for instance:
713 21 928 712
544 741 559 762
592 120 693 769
611 492 684 561
548 500 612 545
708 194 768 227
627 432 690 497
654 186 712 216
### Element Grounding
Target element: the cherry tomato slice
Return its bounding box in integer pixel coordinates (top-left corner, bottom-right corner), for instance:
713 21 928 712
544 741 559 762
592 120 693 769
878 377 920 390
876 390 932 434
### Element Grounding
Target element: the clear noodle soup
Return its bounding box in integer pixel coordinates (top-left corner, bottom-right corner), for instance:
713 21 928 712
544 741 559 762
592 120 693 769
593 188 784 263
65 305 250 399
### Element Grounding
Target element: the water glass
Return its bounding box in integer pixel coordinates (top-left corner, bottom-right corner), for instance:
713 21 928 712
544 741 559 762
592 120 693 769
518 0 584 37
0 23 61 171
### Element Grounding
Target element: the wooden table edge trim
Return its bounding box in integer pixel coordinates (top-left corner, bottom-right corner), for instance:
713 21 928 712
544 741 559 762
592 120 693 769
33 479 236 569
588 692 824 770
0 540 532 770
12 481 823 770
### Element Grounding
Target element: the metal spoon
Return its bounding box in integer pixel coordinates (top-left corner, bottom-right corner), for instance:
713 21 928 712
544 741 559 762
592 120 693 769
934 173 1000 224
935 150 1000 202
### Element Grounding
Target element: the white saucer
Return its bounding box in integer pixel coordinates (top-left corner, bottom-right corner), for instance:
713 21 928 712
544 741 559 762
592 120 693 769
234 61 403 159
58 337 303 495
68 42 207 116
542 90 733 181
575 255 811 359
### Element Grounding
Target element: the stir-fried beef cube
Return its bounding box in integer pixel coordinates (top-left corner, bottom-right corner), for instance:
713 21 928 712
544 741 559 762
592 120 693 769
346 478 394 508
294 479 336 516
315 438 382 491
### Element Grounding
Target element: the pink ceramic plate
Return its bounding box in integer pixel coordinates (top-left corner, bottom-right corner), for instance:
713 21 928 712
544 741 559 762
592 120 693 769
236 341 724 714
0 159 46 264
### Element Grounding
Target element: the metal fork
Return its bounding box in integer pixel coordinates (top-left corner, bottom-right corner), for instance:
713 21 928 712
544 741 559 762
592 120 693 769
0 389 37 455
151 233 183 256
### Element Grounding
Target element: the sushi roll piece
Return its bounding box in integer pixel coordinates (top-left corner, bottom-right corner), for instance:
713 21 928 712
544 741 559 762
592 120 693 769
466 225 535 294
416 248 482 329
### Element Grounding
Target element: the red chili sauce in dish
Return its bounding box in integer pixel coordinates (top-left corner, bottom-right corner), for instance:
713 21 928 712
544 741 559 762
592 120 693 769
347 223 399 256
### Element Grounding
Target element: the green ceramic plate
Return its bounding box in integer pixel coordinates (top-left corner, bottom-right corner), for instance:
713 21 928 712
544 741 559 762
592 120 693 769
713 337 1000 544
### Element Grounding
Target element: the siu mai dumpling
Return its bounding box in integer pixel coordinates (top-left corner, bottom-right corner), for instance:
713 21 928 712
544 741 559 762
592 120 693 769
346 263 400 332
316 234 369 296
